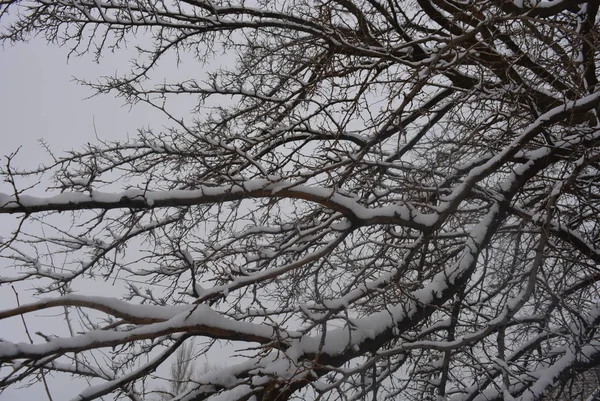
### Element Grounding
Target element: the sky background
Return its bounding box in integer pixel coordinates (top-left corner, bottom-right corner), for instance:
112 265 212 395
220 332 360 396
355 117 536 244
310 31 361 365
0 38 186 400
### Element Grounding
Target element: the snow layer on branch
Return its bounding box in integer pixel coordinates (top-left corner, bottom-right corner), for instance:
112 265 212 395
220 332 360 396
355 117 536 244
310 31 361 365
0 304 277 361
176 352 297 401
200 384 252 401
0 294 191 322
292 205 499 358
0 179 435 228
511 0 568 9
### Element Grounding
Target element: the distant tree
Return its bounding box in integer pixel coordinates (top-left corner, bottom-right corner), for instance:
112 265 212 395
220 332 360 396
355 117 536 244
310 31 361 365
0 0 600 400
155 341 200 401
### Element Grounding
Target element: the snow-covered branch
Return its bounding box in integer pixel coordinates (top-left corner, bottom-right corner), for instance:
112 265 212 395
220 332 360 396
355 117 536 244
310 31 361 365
1 0 599 399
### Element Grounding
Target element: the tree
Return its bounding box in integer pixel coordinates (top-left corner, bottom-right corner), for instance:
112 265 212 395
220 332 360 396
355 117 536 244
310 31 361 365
0 0 599 400
155 341 203 401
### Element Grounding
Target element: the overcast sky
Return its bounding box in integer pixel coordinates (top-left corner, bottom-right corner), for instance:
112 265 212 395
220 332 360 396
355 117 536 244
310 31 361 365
0 39 154 166
0 13 247 397
0 38 169 400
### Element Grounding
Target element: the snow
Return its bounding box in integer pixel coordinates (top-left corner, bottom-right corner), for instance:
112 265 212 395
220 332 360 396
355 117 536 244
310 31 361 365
198 384 251 401
174 351 301 401
292 204 499 358
0 302 279 361
0 192 10 206
457 304 600 401
0 180 436 230
330 219 352 231
512 0 568 9
0 294 191 323
515 340 600 401
71 336 182 401
437 91 600 216
1 76 598 401
289 204 500 360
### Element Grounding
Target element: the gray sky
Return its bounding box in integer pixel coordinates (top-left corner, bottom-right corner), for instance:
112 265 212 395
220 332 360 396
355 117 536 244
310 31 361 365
0 39 149 171
0 14 246 397
0 38 158 400
1 34 235 400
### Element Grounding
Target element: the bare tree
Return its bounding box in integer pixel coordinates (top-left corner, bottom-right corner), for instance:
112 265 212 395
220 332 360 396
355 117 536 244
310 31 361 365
155 341 201 401
0 0 599 400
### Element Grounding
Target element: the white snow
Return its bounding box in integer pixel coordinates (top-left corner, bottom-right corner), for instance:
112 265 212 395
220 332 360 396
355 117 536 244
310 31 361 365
0 180 436 230
0 302 280 361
